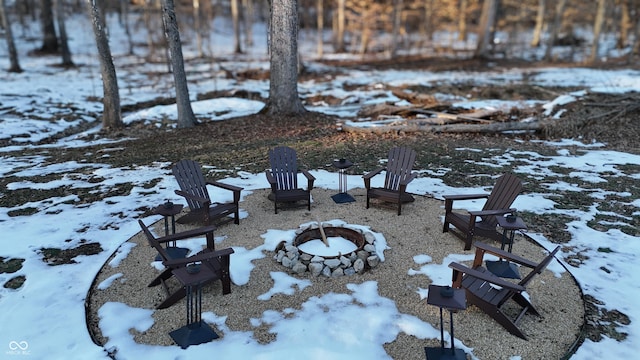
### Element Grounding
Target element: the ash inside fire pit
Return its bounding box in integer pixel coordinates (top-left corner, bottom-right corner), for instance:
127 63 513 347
294 226 365 258
274 223 382 277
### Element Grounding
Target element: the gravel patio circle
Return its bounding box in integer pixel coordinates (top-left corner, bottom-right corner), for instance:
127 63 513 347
87 187 584 360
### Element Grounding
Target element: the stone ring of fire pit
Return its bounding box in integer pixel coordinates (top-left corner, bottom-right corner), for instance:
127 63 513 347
274 223 382 277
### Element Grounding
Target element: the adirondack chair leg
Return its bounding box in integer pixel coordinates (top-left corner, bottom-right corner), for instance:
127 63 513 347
149 268 173 287
156 287 187 310
512 293 540 317
493 307 529 340
465 289 529 340
221 255 231 295
234 208 240 225
464 233 473 251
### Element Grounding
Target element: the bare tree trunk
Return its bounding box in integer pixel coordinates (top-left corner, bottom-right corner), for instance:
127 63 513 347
262 0 306 115
231 0 242 53
617 0 631 48
544 0 566 61
86 0 122 131
458 0 467 41
243 0 253 47
144 0 158 60
474 0 499 59
55 0 74 66
316 0 323 57
531 0 545 47
589 0 607 64
421 0 434 46
193 0 203 56
390 0 402 57
359 5 370 55
631 0 640 59
0 0 23 72
333 0 345 52
162 0 197 128
39 0 59 53
119 0 134 55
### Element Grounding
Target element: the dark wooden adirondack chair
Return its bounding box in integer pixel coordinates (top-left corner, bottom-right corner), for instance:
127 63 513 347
448 241 561 340
172 159 243 226
363 146 418 215
138 220 234 309
442 173 522 250
265 146 316 214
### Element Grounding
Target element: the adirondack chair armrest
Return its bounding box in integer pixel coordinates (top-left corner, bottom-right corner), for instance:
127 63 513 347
175 189 211 207
363 167 385 188
208 180 243 202
449 261 526 292
363 167 385 180
399 172 418 186
207 180 243 193
443 193 489 201
443 193 489 212
473 241 539 268
468 208 516 217
265 169 276 184
300 169 316 189
155 225 217 245
163 247 234 267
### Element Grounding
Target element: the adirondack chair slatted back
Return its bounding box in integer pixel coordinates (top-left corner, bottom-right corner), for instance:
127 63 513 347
384 146 417 191
518 246 560 287
269 146 299 191
481 173 522 226
138 220 171 260
173 159 210 211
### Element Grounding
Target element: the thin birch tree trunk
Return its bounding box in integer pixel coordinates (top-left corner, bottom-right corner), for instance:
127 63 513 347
0 0 23 72
317 0 323 57
161 0 197 128
243 0 253 47
544 0 566 61
531 0 545 47
458 0 467 41
334 0 345 52
86 0 123 130
474 0 499 59
55 0 74 66
589 0 607 64
231 0 242 53
390 0 402 57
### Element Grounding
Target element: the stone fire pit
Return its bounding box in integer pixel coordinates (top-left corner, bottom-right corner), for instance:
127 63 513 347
274 221 383 277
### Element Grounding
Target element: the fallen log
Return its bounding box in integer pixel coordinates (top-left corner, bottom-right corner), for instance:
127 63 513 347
389 87 438 105
342 117 552 134
417 109 498 124
357 103 501 124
